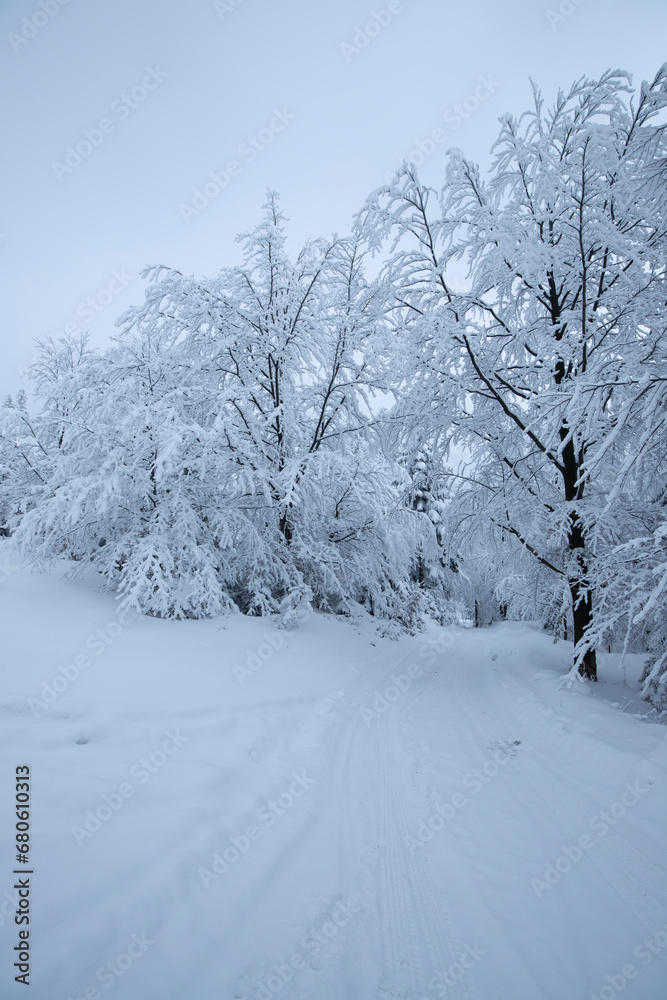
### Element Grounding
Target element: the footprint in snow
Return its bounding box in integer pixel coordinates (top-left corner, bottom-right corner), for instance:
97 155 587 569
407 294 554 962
491 740 521 758
67 723 106 745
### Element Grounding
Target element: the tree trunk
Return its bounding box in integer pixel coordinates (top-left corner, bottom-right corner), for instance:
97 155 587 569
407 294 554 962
558 412 597 679
564 491 597 681
550 282 597 681
570 577 597 680
279 510 293 544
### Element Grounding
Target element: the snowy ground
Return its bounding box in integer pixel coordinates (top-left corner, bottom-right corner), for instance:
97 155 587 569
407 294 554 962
1 547 666 1000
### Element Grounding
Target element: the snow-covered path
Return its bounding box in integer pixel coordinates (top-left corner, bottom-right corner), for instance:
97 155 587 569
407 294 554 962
1 560 666 999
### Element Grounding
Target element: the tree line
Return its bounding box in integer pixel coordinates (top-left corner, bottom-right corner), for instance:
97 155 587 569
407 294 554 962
2 66 666 700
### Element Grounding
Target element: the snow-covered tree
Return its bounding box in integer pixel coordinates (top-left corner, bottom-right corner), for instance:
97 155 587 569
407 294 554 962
0 387 50 536
360 65 667 680
578 363 667 703
14 196 432 623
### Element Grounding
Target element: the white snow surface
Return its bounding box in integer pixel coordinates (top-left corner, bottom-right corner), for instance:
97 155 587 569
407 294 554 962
1 553 667 1000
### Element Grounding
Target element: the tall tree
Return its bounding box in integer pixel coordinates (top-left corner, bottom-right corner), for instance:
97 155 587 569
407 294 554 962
361 66 667 679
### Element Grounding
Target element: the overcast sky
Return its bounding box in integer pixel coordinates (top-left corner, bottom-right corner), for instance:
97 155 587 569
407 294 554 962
1 0 665 400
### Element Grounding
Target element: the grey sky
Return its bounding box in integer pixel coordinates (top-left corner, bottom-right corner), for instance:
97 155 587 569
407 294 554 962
1 0 665 400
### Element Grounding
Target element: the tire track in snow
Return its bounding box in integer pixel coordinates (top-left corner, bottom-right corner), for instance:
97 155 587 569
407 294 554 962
377 704 478 1000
